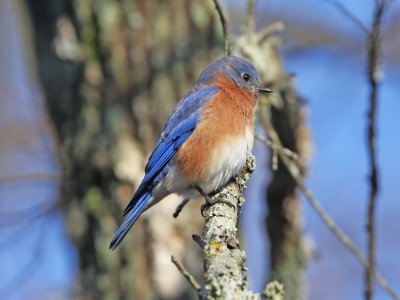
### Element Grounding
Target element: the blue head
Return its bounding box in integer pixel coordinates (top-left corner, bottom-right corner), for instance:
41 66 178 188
197 56 271 94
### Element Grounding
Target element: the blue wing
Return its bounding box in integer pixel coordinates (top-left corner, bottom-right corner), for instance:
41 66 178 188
126 85 219 214
110 191 152 250
109 115 198 250
109 86 219 249
160 85 220 139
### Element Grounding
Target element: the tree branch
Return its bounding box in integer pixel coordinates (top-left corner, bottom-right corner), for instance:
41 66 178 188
212 0 231 55
366 1 385 299
323 0 370 35
263 280 285 300
246 0 257 36
171 255 206 299
258 112 399 300
202 156 258 299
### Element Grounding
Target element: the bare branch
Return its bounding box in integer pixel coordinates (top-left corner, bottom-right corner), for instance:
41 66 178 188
365 1 386 299
323 0 370 35
212 0 231 55
246 0 257 35
259 112 399 300
257 22 285 44
255 134 303 167
192 234 205 249
171 255 206 298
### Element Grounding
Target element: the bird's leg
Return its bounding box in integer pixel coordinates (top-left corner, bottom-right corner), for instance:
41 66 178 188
195 186 212 201
173 198 191 218
195 186 236 217
195 186 212 216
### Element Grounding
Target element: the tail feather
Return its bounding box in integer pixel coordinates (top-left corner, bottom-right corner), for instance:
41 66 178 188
109 192 152 250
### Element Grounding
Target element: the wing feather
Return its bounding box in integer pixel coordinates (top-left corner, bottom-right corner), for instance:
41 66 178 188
123 86 219 216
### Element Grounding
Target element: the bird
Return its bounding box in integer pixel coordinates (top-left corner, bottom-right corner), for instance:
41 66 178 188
110 55 271 250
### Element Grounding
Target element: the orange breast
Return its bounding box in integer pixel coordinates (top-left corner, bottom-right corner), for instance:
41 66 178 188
176 75 257 182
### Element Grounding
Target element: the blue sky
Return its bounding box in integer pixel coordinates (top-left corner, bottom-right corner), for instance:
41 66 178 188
242 1 400 299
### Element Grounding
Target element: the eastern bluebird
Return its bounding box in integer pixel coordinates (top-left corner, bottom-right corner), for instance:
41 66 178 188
110 56 271 249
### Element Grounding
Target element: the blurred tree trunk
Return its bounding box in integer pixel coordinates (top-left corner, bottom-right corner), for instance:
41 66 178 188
263 38 311 300
235 20 311 298
26 0 222 299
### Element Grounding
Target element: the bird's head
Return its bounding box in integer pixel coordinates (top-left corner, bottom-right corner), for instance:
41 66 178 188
197 55 272 95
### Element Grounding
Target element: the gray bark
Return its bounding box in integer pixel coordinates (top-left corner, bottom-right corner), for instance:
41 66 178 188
202 156 259 300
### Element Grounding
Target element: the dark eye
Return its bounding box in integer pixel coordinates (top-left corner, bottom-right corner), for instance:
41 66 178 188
242 73 251 82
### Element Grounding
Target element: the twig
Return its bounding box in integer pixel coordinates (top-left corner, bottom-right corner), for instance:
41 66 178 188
171 255 205 297
212 0 231 55
246 0 257 35
259 112 399 300
255 134 302 166
192 234 205 249
323 0 370 35
255 134 278 170
257 22 285 44
366 1 385 299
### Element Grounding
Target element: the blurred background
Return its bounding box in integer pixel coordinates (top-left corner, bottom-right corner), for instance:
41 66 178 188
0 0 399 299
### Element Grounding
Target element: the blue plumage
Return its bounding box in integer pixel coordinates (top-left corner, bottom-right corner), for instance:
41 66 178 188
110 192 152 250
122 114 199 214
110 56 269 250
161 86 219 138
110 87 219 250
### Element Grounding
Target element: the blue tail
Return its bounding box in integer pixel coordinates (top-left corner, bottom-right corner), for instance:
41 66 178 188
109 192 152 250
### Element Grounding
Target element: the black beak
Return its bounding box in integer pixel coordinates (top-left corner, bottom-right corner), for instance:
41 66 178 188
257 87 273 94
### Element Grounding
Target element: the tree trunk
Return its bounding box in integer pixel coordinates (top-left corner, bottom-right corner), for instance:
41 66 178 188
26 0 222 298
263 37 311 300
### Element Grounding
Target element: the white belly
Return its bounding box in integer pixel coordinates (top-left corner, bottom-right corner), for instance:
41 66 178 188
198 127 254 194
159 127 254 201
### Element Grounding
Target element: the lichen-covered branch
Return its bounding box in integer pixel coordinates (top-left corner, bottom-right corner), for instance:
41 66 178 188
264 281 285 300
206 0 309 296
201 156 259 300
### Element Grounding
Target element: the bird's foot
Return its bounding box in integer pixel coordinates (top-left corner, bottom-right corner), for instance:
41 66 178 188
195 186 236 217
200 200 236 217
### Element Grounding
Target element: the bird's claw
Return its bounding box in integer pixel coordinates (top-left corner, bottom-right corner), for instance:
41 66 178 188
200 199 236 217
195 185 236 216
